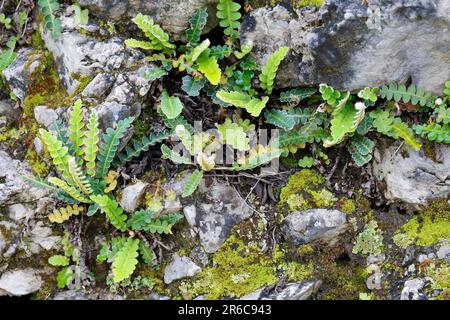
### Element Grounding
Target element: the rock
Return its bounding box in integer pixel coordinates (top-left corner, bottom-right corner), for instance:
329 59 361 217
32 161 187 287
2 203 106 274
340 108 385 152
242 280 322 300
81 73 116 100
183 205 197 227
2 49 44 100
239 1 450 94
163 254 202 284
8 204 33 221
372 143 450 204
437 244 450 262
96 101 142 130
119 180 148 213
54 290 88 300
0 150 49 206
282 209 348 245
0 269 43 296
0 100 19 123
77 0 218 39
33 106 61 128
28 222 61 254
40 14 144 95
401 278 427 300
191 180 252 253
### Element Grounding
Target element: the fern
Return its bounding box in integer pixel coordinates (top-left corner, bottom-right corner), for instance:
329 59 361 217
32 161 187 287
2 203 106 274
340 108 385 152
161 144 192 164
68 157 93 195
216 0 241 38
380 82 434 107
68 100 85 157
91 195 128 232
97 117 134 179
112 238 139 283
48 204 84 224
127 13 175 52
319 84 342 107
48 177 91 203
83 109 99 177
259 47 289 94
196 51 222 85
182 76 206 97
139 66 168 81
37 0 62 39
216 90 269 117
280 88 317 104
216 119 250 151
186 7 208 45
161 113 195 134
182 170 203 198
39 129 72 184
114 130 170 168
190 39 210 62
347 136 375 167
140 219 176 234
48 255 70 266
414 123 450 143
138 241 154 265
127 210 154 230
0 37 17 72
230 145 283 171
159 90 183 120
264 109 296 131
324 101 366 147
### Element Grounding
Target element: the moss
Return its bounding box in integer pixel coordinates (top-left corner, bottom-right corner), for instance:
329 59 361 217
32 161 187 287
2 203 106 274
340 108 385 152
25 148 50 177
279 169 335 213
133 117 152 139
263 0 324 9
392 232 414 249
23 50 72 117
400 200 450 247
322 264 368 300
297 244 314 256
184 234 281 299
284 261 314 282
70 73 94 98
339 198 356 214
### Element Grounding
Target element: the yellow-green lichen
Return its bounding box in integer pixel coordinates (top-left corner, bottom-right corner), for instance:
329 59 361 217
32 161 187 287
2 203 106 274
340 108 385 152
339 198 357 214
184 235 282 299
279 169 336 212
399 199 450 247
267 0 324 9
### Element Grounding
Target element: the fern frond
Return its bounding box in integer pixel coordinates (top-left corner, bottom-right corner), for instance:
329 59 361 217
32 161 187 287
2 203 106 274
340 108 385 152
216 0 241 38
347 136 375 167
216 90 269 117
112 238 139 283
182 170 203 198
186 7 208 45
196 52 221 85
37 0 62 39
161 144 192 164
48 204 84 224
127 210 154 231
68 100 85 157
280 88 317 104
114 130 170 168
264 109 296 131
130 13 175 52
231 145 282 171
0 36 17 72
90 195 128 232
389 118 422 150
83 109 99 177
380 82 434 107
259 47 289 94
414 123 450 143
48 177 92 203
190 39 210 62
97 117 134 179
124 39 161 50
68 157 93 195
141 219 176 234
39 129 72 183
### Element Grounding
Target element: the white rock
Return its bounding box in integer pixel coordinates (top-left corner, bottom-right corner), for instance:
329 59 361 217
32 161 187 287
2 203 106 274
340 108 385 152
163 254 201 284
0 269 43 296
120 180 148 213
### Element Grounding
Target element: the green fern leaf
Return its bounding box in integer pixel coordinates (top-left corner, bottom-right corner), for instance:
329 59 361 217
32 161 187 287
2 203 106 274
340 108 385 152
127 210 154 231
48 177 91 203
181 76 206 97
0 36 17 72
115 130 170 168
216 0 241 38
97 117 134 179
68 157 93 195
347 143 373 167
259 47 289 94
124 39 161 50
83 109 99 177
39 129 73 183
68 100 85 157
319 84 342 107
159 90 183 120
191 39 210 62
186 7 208 45
414 123 450 143
56 267 73 288
390 118 422 150
141 219 175 234
112 238 139 283
37 0 62 39
196 51 221 85
129 13 175 52
139 66 168 81
280 88 317 104
138 240 154 265
48 255 69 267
216 90 269 117
380 82 434 107
264 109 296 131
91 195 128 232
182 170 203 198
161 144 192 164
